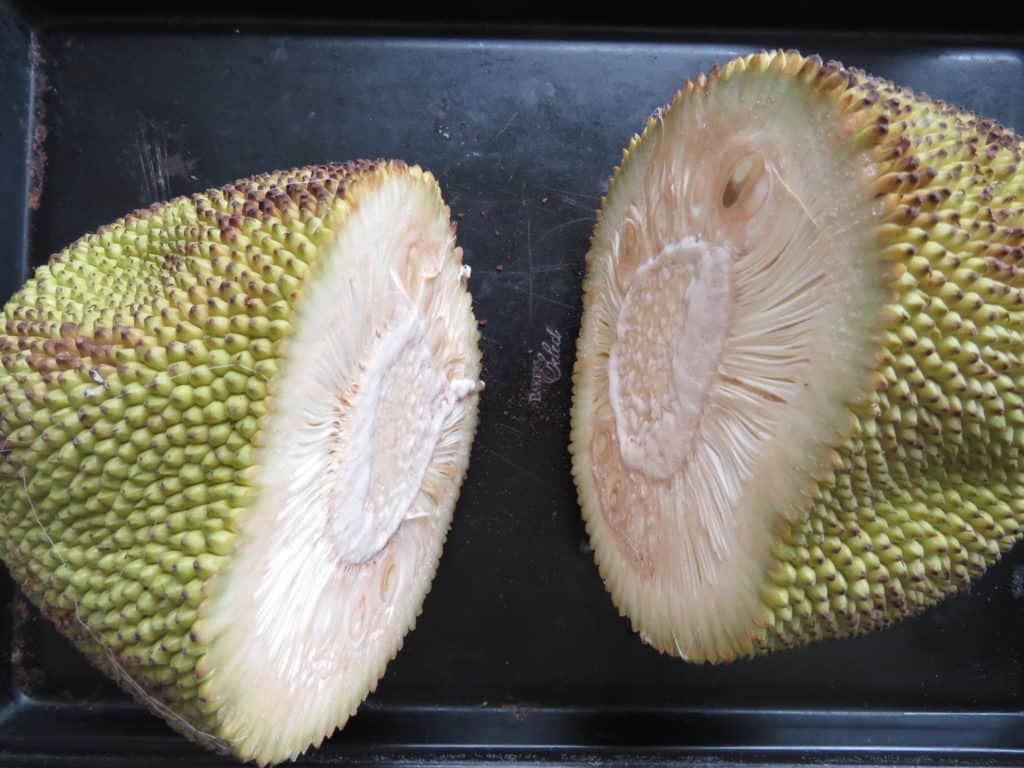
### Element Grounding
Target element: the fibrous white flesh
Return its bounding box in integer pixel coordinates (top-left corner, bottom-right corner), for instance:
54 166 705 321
572 68 889 661
202 173 480 762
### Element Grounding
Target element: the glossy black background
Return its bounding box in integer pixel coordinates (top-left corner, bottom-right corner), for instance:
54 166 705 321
2 3 1024 764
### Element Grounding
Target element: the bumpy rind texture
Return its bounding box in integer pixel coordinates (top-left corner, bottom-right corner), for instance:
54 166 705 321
573 50 1024 661
0 161 463 755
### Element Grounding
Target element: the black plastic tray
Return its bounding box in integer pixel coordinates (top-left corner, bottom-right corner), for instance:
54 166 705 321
3 5 1024 765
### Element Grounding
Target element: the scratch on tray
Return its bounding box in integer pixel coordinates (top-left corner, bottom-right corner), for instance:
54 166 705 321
487 111 520 146
500 282 574 311
521 184 601 213
496 264 573 275
136 123 169 204
496 422 523 438
537 216 595 244
479 444 541 482
133 120 198 205
559 195 602 213
543 185 600 201
527 219 533 325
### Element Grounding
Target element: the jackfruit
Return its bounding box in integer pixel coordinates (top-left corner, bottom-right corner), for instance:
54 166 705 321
571 50 1024 663
0 161 481 763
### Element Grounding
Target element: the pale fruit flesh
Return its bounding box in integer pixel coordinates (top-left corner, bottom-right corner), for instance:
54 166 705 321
203 167 481 761
205 165 481 761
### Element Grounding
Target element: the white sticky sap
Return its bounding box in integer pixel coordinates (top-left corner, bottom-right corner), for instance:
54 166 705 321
329 307 475 564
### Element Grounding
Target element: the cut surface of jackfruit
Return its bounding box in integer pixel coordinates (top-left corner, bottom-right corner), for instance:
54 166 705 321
571 50 1024 663
0 161 481 763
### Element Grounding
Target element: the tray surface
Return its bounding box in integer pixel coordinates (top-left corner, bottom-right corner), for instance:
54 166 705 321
2 7 1024 764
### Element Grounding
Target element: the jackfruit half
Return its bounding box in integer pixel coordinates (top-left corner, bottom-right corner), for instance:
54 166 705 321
0 161 481 763
571 50 1024 663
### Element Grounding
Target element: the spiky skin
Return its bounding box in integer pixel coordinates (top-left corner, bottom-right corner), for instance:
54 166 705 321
0 161 479 761
571 50 1024 663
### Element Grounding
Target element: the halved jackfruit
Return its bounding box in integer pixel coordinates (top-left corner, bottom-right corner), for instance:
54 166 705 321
0 161 481 763
572 51 1024 662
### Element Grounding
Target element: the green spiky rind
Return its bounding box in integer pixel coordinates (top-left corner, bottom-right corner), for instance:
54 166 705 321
0 160 475 759
753 59 1024 655
571 49 1024 662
